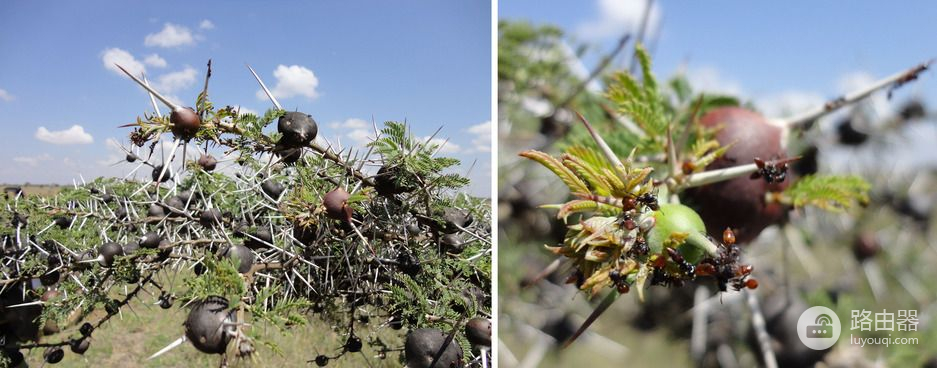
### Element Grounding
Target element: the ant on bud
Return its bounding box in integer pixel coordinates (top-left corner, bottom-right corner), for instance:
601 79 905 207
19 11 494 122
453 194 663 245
616 211 637 230
751 157 791 184
636 193 660 211
650 267 685 288
666 247 695 276
608 269 631 294
626 237 649 258
729 264 758 291
694 228 759 291
647 248 693 288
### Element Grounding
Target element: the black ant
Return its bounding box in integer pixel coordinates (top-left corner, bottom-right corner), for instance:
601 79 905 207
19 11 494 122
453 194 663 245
626 236 649 258
650 267 685 288
695 228 758 291
608 269 631 294
609 269 622 283
666 247 695 276
646 246 696 288
639 228 758 292
616 211 637 230
566 269 585 289
636 193 659 211
577 191 658 212
751 157 789 184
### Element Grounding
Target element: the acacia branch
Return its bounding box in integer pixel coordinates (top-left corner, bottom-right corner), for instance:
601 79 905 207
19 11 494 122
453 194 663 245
785 60 932 129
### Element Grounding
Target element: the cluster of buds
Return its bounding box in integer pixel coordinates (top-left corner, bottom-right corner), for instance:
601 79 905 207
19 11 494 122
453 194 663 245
547 195 757 298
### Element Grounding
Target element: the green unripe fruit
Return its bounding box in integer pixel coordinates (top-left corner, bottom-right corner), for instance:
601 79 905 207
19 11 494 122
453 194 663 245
646 203 716 264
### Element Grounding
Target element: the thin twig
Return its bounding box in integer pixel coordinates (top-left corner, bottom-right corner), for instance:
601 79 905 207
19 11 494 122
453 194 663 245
785 60 932 129
628 0 655 74
556 33 631 108
746 290 778 368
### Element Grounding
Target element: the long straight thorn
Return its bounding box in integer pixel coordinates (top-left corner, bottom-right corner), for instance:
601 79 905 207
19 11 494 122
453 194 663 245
148 335 187 360
114 64 180 111
246 64 283 110
575 111 631 184
142 73 163 118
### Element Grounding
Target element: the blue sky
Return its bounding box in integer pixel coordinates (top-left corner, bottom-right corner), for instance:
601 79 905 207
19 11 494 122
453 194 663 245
500 0 937 173
500 1 937 107
0 1 492 196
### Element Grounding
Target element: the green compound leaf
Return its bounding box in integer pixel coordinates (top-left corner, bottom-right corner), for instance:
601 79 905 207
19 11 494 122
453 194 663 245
520 150 590 194
781 174 871 212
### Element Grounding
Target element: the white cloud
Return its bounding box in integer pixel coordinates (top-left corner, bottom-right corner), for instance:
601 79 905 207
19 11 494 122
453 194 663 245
144 23 195 48
102 48 146 78
329 118 370 130
154 66 198 93
424 137 461 154
256 65 320 101
235 106 258 116
96 137 125 166
35 125 94 145
143 54 167 68
13 154 52 167
163 94 185 107
756 91 825 119
0 88 13 102
837 71 892 118
837 71 876 93
682 65 744 97
105 137 122 151
329 118 373 147
683 65 826 120
578 0 661 40
348 129 373 145
466 120 491 153
199 19 215 30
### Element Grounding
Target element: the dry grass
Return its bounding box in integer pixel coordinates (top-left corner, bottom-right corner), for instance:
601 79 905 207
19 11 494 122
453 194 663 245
18 267 406 368
24 302 405 367
2 184 63 198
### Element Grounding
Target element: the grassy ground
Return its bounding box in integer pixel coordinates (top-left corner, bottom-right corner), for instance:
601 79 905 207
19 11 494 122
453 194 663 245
22 298 404 367
2 184 62 198
14 265 405 368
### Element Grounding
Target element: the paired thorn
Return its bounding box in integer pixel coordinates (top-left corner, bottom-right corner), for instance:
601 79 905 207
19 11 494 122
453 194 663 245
114 64 180 111
142 73 163 118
